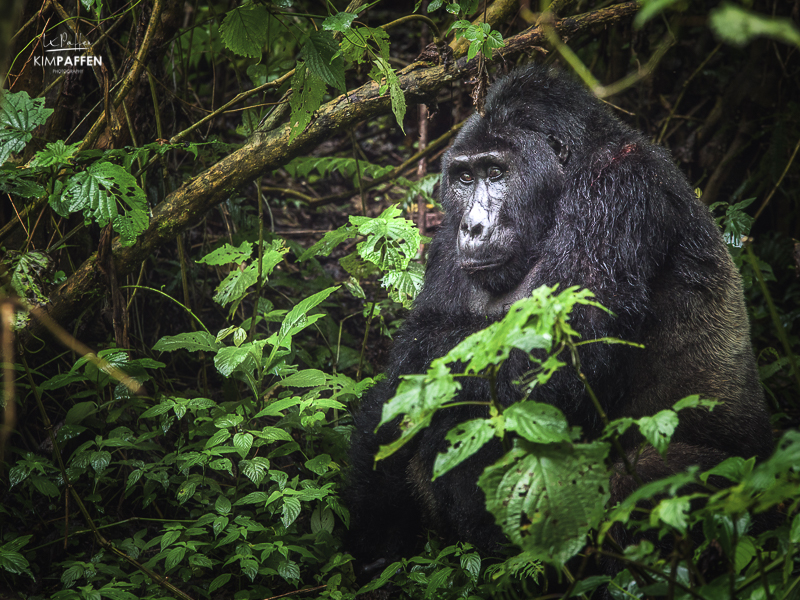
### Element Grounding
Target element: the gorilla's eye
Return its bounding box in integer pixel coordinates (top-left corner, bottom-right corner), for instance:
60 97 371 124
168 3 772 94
546 134 570 163
459 172 473 184
546 134 562 155
487 166 503 180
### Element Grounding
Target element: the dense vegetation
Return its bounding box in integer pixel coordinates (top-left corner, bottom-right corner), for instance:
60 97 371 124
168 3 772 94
1 0 799 598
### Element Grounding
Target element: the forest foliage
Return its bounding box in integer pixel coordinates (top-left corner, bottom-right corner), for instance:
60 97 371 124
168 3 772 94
1 0 800 598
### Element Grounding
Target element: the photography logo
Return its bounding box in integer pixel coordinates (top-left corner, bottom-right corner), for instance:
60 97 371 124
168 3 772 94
34 30 103 73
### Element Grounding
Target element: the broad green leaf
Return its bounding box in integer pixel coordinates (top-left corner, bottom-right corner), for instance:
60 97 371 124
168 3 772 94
281 369 326 387
234 491 269 505
370 57 406 132
278 559 300 582
480 439 610 567
165 546 186 571
340 27 390 65
219 4 271 57
153 331 222 353
382 261 425 308
212 515 229 537
209 573 231 593
205 429 231 448
54 162 148 246
636 409 679 457
305 453 331 476
297 223 357 262
233 432 253 459
160 530 181 552
282 496 302 528
503 402 572 444
651 495 692 532
240 457 270 485
30 475 59 497
301 31 346 91
322 11 356 33
433 418 496 479
378 360 459 429
0 91 53 163
241 557 259 581
197 241 253 266
30 140 79 168
288 63 326 143
177 480 198 504
215 495 232 515
214 345 255 377
273 286 339 348
90 450 111 472
65 401 98 425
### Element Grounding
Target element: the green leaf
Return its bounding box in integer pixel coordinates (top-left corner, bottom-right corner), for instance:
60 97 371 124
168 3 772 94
433 419 496 479
0 91 53 164
90 450 111 472
209 573 231 593
371 57 406 132
240 458 270 485
215 495 232 515
197 241 253 266
351 205 421 271
288 63 326 144
281 369 326 387
205 429 231 449
301 31 346 91
298 223 357 262
710 3 800 48
233 432 253 459
30 140 79 168
636 409 679 457
153 331 222 353
214 345 255 377
282 497 302 528
480 439 610 568
212 515 229 537
305 453 332 476
54 162 148 246
379 360 458 429
219 4 271 58
503 402 572 444
651 495 691 532
234 491 269 506
165 546 186 571
160 530 181 552
322 12 356 33
273 286 339 349
65 401 98 425
30 475 59 497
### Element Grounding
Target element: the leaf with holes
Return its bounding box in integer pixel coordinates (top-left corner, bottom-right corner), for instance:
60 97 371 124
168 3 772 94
54 162 148 246
480 439 610 567
433 419 497 480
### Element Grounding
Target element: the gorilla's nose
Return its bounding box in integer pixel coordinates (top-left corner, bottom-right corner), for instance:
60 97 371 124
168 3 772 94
458 204 494 253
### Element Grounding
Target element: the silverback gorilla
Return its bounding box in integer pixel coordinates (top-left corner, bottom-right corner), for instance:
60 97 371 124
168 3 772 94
345 64 773 569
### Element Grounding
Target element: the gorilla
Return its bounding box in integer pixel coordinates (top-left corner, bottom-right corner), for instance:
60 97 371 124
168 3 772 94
344 64 773 570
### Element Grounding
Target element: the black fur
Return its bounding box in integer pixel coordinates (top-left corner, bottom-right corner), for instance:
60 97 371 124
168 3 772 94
344 64 772 568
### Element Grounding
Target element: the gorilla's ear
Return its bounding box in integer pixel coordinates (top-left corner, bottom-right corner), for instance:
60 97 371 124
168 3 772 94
546 134 570 164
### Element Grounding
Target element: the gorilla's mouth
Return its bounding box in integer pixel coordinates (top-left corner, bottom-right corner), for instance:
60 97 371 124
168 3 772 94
459 258 507 273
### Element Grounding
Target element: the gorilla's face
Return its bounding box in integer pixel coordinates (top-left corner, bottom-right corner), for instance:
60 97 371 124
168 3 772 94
442 121 570 297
